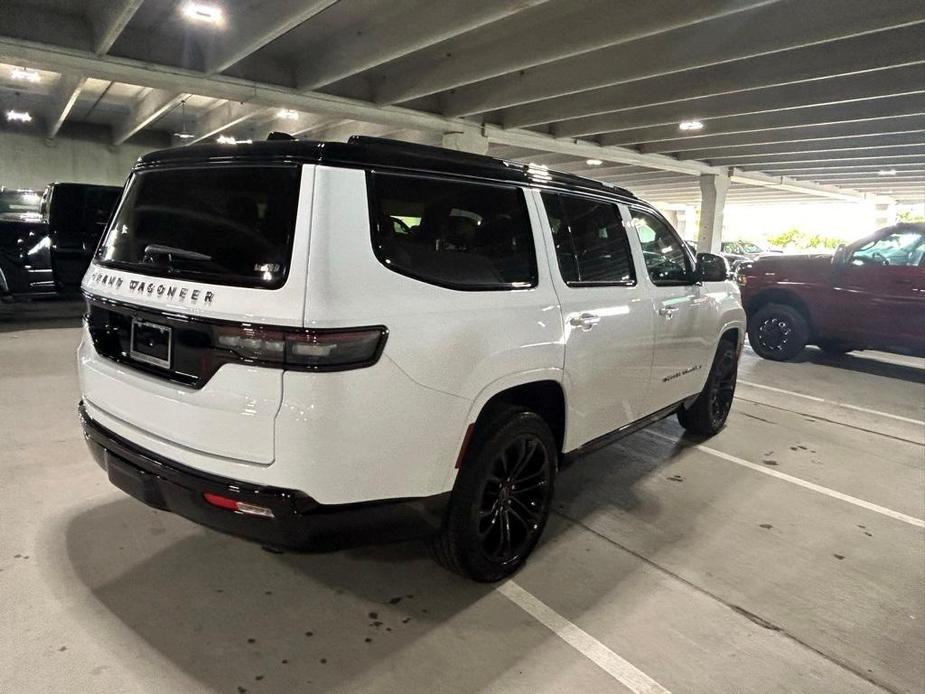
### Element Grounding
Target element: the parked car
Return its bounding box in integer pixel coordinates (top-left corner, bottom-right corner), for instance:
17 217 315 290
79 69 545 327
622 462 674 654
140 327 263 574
1 182 121 301
738 222 925 360
78 136 745 581
722 240 782 258
686 240 746 272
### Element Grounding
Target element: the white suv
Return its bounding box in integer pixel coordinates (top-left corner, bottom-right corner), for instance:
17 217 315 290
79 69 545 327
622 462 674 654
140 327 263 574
78 137 744 581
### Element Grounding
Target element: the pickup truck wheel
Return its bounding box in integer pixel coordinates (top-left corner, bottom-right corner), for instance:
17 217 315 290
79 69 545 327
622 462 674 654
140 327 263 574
678 341 738 435
431 405 556 582
748 303 809 361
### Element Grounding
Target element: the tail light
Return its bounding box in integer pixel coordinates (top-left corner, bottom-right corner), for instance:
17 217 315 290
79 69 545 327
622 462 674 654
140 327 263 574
214 324 387 371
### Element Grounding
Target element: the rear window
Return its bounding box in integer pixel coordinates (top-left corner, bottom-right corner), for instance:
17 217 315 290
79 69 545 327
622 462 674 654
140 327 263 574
369 172 537 290
96 166 301 289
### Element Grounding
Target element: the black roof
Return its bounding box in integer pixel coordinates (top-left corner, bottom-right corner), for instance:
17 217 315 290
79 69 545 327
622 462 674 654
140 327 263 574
136 135 639 202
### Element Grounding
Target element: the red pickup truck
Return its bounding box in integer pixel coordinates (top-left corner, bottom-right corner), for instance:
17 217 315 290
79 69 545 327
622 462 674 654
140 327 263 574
738 222 925 360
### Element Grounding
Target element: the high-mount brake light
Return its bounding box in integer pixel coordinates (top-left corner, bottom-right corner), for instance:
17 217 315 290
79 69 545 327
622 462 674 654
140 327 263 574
214 325 387 370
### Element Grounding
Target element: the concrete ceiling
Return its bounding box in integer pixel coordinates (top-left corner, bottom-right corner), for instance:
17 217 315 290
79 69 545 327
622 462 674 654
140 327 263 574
0 0 922 205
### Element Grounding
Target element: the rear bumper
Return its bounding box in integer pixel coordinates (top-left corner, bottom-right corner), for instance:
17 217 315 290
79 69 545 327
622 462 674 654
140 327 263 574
78 402 448 550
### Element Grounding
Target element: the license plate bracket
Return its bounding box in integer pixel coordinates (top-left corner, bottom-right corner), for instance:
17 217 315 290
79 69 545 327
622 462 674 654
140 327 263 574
130 318 172 369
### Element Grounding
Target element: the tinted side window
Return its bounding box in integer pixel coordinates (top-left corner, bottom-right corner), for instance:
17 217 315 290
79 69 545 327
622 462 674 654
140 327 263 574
632 209 693 284
369 172 537 290
541 193 635 286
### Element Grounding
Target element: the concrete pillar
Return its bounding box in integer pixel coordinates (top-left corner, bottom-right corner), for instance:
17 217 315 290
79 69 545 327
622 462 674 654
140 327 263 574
698 173 730 253
441 128 489 155
661 209 679 229
874 201 896 229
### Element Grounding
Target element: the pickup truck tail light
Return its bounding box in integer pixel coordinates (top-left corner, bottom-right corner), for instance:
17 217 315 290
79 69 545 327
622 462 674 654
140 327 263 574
214 325 388 370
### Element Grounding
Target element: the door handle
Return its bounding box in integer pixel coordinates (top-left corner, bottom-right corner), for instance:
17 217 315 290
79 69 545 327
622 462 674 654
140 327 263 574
658 306 679 318
569 312 601 330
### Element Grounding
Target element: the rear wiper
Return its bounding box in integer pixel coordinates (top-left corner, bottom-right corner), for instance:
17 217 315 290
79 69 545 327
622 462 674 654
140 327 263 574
143 244 212 263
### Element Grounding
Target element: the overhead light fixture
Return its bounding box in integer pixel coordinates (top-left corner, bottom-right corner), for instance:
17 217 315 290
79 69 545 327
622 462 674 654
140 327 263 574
5 110 32 123
173 99 195 140
182 2 224 25
10 67 40 83
679 120 704 131
277 109 299 120
585 158 603 166
877 169 897 176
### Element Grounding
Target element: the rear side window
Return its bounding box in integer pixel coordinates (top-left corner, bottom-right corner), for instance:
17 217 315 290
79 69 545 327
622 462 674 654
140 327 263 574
540 192 635 286
96 166 301 289
369 172 537 290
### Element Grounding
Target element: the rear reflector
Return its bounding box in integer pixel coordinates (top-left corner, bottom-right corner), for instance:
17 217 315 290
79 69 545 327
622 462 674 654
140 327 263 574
203 492 275 518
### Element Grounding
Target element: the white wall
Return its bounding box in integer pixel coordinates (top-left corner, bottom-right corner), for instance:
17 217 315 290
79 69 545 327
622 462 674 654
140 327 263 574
0 123 169 191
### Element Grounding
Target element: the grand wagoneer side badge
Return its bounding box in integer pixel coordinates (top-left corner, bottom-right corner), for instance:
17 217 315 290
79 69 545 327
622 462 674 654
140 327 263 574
87 271 215 304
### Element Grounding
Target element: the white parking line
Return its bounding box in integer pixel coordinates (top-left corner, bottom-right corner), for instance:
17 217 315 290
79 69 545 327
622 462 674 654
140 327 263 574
738 380 925 426
645 430 925 529
497 580 671 694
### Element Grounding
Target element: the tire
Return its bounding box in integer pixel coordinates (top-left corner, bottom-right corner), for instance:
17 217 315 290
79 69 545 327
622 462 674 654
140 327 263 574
678 340 739 436
748 303 809 361
431 405 557 582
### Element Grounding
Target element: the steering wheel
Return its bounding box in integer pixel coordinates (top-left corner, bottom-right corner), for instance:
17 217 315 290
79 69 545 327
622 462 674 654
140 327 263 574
870 251 889 265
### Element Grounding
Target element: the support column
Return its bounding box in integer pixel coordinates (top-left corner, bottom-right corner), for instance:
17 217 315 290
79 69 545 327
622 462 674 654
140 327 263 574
441 128 489 155
874 201 896 229
698 172 730 253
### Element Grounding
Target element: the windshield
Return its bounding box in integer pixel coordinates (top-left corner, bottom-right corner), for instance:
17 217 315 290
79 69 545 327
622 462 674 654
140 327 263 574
739 242 762 253
0 188 43 222
96 166 301 289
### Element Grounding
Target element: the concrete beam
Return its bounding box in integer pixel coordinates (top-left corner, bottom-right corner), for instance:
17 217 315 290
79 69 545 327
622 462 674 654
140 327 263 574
113 89 186 145
501 23 925 128
756 161 925 173
189 101 268 144
638 115 925 154
91 0 143 55
442 128 490 155
714 146 925 167
440 0 925 116
45 74 86 139
680 132 925 161
204 1 338 74
296 0 549 90
375 0 768 104
553 64 924 138
0 35 874 204
601 93 925 147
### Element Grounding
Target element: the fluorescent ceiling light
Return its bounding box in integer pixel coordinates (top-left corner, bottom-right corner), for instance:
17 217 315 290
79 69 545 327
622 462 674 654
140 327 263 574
182 2 223 24
5 110 32 123
679 120 704 131
173 132 195 140
585 159 603 166
11 67 40 83
277 109 299 120
877 169 897 176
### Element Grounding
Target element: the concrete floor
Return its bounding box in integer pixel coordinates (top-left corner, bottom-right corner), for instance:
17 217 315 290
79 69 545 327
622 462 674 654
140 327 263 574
1 302 923 694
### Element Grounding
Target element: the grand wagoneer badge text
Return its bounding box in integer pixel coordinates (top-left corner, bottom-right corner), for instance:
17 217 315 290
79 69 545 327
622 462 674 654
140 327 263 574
88 272 215 304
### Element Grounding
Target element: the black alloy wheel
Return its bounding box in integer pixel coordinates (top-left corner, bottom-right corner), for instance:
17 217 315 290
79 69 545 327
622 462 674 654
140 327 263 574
678 340 740 435
756 315 792 355
477 435 549 564
708 347 737 429
431 405 556 582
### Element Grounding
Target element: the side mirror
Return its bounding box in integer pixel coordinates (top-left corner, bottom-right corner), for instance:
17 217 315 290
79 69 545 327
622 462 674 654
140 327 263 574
696 252 729 282
832 244 848 265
